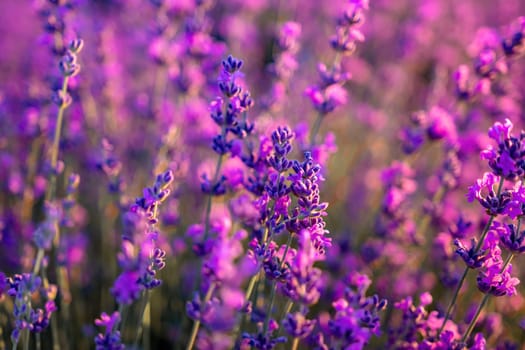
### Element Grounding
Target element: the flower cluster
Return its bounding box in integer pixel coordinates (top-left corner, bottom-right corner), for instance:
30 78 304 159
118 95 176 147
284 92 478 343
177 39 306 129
305 0 369 126
6 274 57 345
94 312 125 350
309 273 387 349
2 1 525 350
111 170 173 304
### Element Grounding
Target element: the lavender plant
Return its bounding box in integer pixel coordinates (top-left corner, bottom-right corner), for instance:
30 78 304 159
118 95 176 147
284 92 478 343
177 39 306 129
1 1 525 349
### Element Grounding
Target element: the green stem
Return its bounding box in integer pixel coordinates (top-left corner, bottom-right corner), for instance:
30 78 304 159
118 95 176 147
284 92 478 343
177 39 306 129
262 232 294 334
437 267 468 335
186 283 216 350
280 233 295 269
41 267 60 350
0 323 5 350
32 249 44 276
461 253 514 343
22 329 29 350
462 294 490 344
35 334 41 350
417 185 446 243
46 76 70 200
291 337 299 350
263 282 277 334
134 291 151 350
438 177 503 336
232 272 261 343
281 300 293 320
309 113 324 149
116 303 128 334
244 272 260 306
436 216 494 336
202 154 223 242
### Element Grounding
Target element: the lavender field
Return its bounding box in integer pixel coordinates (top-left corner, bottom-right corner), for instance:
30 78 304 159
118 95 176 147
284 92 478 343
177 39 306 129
1 0 525 349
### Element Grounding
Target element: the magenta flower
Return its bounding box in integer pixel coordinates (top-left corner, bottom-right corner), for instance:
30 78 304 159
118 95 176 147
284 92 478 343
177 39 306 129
94 312 124 350
477 258 520 297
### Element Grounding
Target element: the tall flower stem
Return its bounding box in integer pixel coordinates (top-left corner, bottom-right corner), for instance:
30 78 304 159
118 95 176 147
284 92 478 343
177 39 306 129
263 232 294 334
232 271 262 344
31 75 71 278
134 290 151 350
202 154 224 242
437 177 505 337
309 112 324 148
186 283 216 350
291 337 300 350
437 216 494 335
437 176 503 336
461 253 514 343
22 328 30 350
46 76 69 200
417 185 446 243
263 281 278 334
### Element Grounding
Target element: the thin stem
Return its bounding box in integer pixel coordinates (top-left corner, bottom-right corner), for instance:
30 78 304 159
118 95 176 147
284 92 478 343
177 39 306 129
262 232 294 334
116 303 128 333
46 76 70 201
41 267 60 350
232 272 261 343
202 154 223 242
281 300 293 320
21 136 45 222
309 113 324 149
437 267 468 335
32 249 45 276
461 292 490 344
25 73 72 350
291 337 299 350
437 177 503 336
56 263 71 348
35 334 41 350
244 272 260 306
22 329 29 350
461 253 514 343
186 283 216 350
134 291 151 350
437 212 498 336
0 324 5 350
263 284 277 334
417 185 446 243
279 233 295 269
308 49 344 149
277 301 295 338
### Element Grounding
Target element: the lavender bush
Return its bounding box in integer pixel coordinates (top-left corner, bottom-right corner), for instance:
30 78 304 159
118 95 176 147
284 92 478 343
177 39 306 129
1 0 525 349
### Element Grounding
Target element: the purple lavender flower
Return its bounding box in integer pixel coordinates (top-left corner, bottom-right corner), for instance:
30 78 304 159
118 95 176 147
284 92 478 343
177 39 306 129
94 312 125 350
304 84 348 115
454 238 488 269
32 201 60 250
467 173 510 216
241 323 287 350
389 292 459 348
111 170 173 304
111 270 142 305
502 17 525 57
282 312 316 339
280 230 323 306
312 272 386 350
500 226 525 254
425 106 457 142
477 257 520 297
7 273 56 344
480 119 525 181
